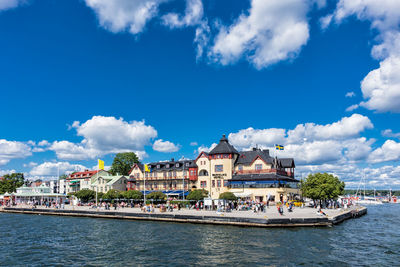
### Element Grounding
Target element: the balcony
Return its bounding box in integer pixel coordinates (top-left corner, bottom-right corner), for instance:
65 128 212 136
235 168 294 178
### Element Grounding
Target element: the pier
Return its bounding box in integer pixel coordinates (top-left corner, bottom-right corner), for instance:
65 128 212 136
0 205 367 228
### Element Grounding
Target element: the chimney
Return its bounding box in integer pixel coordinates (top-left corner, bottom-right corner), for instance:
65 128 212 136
171 158 174 162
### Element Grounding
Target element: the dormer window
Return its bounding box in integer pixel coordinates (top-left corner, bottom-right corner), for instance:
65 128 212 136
167 164 170 168
176 163 179 167
157 164 160 169
185 163 189 167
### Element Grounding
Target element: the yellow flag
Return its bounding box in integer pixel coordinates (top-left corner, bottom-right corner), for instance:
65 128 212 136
98 159 104 170
144 164 150 173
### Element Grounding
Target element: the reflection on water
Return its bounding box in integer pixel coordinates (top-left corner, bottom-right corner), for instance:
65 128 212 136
0 205 399 266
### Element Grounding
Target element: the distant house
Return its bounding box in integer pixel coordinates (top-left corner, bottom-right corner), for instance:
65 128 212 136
90 175 128 193
66 170 110 194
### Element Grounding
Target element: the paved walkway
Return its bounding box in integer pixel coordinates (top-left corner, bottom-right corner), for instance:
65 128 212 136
13 204 359 220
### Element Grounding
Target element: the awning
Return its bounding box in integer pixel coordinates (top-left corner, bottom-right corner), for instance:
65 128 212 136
233 192 253 198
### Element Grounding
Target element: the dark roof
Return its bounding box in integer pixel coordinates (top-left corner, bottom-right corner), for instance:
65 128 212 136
147 159 197 171
236 148 273 165
209 135 239 155
230 173 299 182
278 158 295 168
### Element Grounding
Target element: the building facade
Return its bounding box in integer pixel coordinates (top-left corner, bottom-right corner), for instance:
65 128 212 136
129 135 300 202
128 159 198 198
66 170 110 194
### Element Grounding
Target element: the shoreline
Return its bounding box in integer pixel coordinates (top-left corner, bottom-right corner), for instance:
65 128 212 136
0 206 367 228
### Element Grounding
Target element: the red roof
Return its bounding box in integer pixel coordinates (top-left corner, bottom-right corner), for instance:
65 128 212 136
67 170 103 179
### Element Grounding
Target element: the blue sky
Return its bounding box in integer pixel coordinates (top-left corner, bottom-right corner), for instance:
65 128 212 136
1 0 400 188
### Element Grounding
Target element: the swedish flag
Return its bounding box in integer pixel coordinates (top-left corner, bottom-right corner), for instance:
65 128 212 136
275 144 284 150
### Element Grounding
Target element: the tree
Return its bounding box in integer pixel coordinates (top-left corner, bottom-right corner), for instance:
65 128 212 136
219 192 237 201
59 174 68 180
187 189 208 201
74 189 96 203
0 173 25 194
301 172 345 205
110 152 140 176
146 191 166 200
121 190 143 200
104 189 122 200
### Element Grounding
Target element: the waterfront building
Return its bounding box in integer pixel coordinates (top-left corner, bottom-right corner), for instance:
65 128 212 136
90 175 128 193
66 170 110 194
11 184 66 204
59 178 67 194
129 135 300 202
128 159 198 198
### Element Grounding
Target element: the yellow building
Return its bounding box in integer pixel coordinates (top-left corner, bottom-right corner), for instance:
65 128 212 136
130 135 300 202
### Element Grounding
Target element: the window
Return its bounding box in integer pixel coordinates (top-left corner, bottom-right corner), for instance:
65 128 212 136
238 165 243 171
217 180 221 187
173 182 177 188
163 172 167 178
176 163 179 167
215 165 223 172
173 171 176 177
212 180 215 187
167 164 170 168
169 172 172 178
163 182 167 189
200 181 207 188
255 164 262 170
186 162 189 167
223 154 229 158
154 183 158 189
157 164 160 169
224 180 228 187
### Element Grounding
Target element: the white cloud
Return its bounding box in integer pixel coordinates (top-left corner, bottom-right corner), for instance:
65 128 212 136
286 114 373 143
345 91 355 98
29 162 87 176
197 143 217 154
152 139 180 152
85 0 167 34
162 0 203 28
0 0 22 11
0 139 32 165
190 142 198 146
324 0 400 113
359 55 400 112
368 140 400 163
0 169 16 176
382 129 400 139
345 104 359 112
228 128 286 151
50 116 157 160
23 162 38 168
209 0 310 69
217 114 374 165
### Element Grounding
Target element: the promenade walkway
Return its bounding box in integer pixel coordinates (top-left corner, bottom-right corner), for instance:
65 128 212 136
12 203 359 220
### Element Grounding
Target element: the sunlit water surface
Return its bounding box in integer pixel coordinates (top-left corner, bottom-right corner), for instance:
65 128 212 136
0 205 399 266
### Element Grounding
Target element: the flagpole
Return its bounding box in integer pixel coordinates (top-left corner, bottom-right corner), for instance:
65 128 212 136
143 165 146 207
96 160 98 208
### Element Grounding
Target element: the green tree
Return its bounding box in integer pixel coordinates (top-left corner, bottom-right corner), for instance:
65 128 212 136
122 190 143 200
219 192 237 201
74 189 96 203
104 189 122 200
0 173 25 194
110 152 140 176
301 172 345 205
146 191 166 200
59 174 68 180
187 189 208 201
